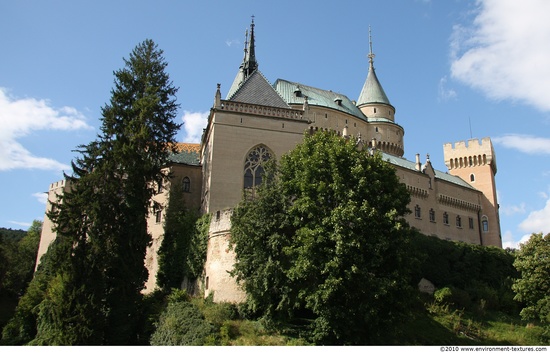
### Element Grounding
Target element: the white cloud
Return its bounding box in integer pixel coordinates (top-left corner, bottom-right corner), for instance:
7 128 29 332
501 202 526 217
518 199 550 235
0 88 92 171
492 134 550 154
438 76 457 101
225 39 240 47
450 0 550 112
8 221 32 229
181 111 208 143
32 192 48 205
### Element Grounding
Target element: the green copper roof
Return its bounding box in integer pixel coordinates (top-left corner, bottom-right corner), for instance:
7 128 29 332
380 151 475 190
357 63 391 107
168 148 200 166
274 79 367 121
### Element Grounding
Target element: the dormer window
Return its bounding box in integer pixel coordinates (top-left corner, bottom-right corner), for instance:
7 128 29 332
334 97 342 106
294 86 302 97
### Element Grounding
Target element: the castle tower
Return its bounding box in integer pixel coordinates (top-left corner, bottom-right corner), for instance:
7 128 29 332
357 28 404 157
443 138 502 247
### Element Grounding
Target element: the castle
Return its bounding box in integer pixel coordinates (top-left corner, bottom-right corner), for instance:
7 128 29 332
37 20 501 303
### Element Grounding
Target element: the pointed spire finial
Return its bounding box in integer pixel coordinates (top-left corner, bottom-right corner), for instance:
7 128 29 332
242 28 249 62
243 15 258 76
368 26 375 66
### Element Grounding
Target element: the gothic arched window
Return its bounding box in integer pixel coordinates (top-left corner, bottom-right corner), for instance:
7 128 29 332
244 145 272 196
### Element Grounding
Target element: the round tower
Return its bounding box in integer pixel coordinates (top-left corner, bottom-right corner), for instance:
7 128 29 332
357 28 404 157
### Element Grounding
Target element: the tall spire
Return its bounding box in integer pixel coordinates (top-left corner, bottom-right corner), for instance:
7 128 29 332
244 16 258 76
227 17 259 99
357 26 391 107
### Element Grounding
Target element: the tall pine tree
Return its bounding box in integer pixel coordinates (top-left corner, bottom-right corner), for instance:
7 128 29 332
41 39 180 345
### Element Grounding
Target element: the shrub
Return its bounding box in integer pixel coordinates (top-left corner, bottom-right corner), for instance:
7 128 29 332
150 301 216 345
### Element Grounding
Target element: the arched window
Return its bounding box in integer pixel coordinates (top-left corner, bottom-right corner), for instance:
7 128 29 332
482 216 489 232
244 145 272 197
470 174 475 182
182 177 190 193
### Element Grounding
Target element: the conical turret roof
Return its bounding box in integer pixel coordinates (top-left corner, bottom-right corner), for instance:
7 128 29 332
357 62 391 106
357 28 391 107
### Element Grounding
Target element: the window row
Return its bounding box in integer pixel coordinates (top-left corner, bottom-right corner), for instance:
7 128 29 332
414 205 487 231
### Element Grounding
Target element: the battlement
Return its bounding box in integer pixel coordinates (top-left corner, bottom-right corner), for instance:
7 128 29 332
443 137 493 154
49 180 64 190
49 179 70 191
443 137 497 174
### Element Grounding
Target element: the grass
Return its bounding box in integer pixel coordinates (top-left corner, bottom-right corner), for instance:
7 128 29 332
189 298 549 346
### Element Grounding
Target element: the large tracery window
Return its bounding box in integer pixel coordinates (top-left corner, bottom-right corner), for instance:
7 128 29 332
244 145 272 196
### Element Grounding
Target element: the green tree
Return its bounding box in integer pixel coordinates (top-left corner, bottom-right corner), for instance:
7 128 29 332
512 233 550 324
230 131 418 345
157 177 200 290
40 38 181 345
2 233 72 345
0 221 41 298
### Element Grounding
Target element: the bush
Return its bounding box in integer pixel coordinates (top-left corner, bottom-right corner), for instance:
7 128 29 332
150 301 216 346
434 286 471 309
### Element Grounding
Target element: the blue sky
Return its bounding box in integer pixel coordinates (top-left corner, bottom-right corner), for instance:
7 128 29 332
1 0 549 249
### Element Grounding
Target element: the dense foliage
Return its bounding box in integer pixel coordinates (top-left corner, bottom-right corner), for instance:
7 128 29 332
2 232 73 345
230 131 418 344
512 233 550 324
0 221 41 299
5 39 181 345
411 232 519 313
149 290 216 345
0 222 42 336
157 179 209 291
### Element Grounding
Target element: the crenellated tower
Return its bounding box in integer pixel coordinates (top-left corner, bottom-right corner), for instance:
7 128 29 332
357 28 404 157
443 137 502 247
